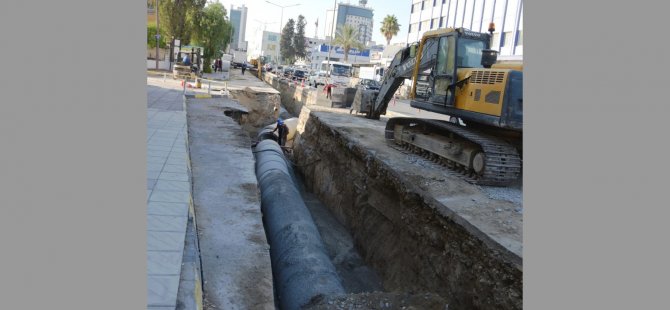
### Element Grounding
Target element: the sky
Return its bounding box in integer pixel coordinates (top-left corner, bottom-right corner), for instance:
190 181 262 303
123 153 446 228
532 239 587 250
214 0 410 53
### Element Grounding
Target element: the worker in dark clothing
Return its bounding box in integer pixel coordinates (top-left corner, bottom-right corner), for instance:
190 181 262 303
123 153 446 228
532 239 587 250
272 119 289 147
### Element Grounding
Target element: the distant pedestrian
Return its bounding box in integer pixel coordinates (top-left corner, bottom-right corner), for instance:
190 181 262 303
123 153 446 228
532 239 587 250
324 82 333 99
241 63 246 75
272 118 289 147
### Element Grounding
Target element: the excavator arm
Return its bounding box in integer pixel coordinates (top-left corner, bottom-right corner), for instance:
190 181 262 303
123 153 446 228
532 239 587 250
354 39 438 119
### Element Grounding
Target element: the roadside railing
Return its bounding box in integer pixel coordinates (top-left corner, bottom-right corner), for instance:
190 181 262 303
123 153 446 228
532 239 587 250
148 71 230 96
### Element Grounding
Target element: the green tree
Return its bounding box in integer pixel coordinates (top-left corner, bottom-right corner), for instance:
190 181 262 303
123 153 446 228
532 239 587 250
280 19 296 64
380 15 401 46
147 24 167 49
158 0 190 44
333 24 365 63
158 0 207 46
293 15 307 59
191 2 231 73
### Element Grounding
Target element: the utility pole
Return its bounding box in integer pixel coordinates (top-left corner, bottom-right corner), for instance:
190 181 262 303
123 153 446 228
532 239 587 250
155 0 160 70
326 0 336 76
265 1 301 65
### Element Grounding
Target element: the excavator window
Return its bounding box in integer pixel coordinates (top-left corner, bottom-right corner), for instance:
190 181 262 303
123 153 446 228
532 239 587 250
456 39 486 68
433 35 456 100
436 36 455 76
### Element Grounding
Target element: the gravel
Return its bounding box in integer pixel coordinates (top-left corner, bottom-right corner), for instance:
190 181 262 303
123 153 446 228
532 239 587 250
480 185 523 206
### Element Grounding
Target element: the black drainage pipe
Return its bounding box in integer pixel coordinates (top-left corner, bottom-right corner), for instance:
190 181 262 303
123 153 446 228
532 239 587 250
254 139 345 310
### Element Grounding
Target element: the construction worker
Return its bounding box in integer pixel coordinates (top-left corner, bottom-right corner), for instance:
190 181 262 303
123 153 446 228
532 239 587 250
272 118 289 147
324 80 333 99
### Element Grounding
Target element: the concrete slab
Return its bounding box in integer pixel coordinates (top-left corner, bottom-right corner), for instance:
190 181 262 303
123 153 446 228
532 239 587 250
147 202 189 217
148 275 180 307
148 215 189 232
158 172 189 182
185 95 275 309
148 251 183 275
147 83 195 310
147 231 185 252
149 190 191 204
154 180 190 192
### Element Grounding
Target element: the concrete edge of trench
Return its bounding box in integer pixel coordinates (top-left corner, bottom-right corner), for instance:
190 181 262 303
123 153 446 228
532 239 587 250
177 95 204 310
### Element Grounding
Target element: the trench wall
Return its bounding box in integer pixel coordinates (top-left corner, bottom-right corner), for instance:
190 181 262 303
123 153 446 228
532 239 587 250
261 74 523 310
262 73 318 116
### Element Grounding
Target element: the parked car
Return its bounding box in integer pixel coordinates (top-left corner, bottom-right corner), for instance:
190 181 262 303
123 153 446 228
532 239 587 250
292 69 308 81
358 78 381 91
283 67 294 78
308 72 328 87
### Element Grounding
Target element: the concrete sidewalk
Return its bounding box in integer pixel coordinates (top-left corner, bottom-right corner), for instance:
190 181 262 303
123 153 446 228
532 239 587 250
147 71 275 310
146 76 202 310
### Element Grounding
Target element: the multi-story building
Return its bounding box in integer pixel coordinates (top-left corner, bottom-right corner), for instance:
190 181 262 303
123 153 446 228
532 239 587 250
304 37 329 65
230 5 248 51
406 0 523 60
259 31 281 64
325 1 374 46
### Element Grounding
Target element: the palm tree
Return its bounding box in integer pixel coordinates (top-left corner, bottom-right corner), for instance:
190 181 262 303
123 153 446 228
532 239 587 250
333 24 365 63
380 15 401 46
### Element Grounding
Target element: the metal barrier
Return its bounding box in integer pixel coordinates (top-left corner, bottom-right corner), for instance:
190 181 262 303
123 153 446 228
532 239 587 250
148 71 230 97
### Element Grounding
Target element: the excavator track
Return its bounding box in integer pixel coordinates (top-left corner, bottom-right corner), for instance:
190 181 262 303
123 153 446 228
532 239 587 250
385 118 521 186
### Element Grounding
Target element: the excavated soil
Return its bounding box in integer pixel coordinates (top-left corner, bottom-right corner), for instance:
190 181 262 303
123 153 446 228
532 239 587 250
245 72 522 309
288 109 522 310
304 291 449 309
227 87 281 134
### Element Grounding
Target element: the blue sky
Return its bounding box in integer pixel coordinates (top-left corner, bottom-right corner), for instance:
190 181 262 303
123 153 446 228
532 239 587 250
214 0 410 47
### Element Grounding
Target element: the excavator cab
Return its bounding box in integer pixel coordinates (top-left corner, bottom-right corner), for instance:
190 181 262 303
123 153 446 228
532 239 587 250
411 29 491 109
408 28 522 132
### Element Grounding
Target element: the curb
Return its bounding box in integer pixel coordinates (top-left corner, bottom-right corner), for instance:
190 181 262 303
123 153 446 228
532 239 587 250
183 96 204 310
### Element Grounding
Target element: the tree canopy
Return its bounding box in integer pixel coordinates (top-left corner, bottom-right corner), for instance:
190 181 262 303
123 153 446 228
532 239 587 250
280 19 296 64
333 24 365 62
293 15 307 59
380 15 401 46
191 2 231 73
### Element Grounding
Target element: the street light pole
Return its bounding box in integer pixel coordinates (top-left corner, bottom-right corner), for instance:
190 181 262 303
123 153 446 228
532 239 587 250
155 0 160 70
265 1 301 65
279 9 284 64
326 0 336 78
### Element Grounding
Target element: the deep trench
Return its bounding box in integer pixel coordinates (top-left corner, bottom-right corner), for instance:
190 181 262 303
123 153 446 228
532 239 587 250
230 111 386 310
253 125 384 295
228 79 521 309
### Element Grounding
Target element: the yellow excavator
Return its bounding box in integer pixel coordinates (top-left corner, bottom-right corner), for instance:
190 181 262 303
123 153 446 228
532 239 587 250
352 24 522 186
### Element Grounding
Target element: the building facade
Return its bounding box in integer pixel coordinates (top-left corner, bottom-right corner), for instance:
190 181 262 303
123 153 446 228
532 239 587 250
325 1 374 46
260 31 281 64
406 0 523 60
230 5 248 51
308 44 373 71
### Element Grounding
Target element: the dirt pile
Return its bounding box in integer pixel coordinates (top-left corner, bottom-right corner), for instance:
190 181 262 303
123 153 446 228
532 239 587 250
304 292 448 310
228 86 281 134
